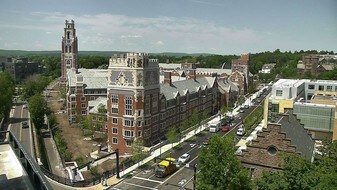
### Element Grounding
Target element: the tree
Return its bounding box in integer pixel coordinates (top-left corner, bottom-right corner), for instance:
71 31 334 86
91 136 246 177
237 95 245 106
166 127 179 154
197 135 252 190
256 141 337 189
131 138 147 166
28 94 46 128
0 71 15 119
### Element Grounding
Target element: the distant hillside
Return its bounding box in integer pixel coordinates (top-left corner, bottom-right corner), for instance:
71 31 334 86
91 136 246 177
0 50 213 57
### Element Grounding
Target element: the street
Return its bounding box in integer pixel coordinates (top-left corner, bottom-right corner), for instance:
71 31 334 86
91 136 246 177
112 87 271 190
9 102 34 158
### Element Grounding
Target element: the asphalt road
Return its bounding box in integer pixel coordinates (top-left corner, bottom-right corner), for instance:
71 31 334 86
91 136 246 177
9 102 34 157
112 87 271 190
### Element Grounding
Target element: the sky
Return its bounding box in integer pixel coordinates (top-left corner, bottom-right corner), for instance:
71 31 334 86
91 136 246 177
0 0 336 55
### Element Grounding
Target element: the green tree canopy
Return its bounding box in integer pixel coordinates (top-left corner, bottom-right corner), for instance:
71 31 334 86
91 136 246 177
28 94 46 128
197 135 252 190
0 71 15 118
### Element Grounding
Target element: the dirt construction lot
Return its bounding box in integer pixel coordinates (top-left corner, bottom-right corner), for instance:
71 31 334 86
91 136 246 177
47 84 99 162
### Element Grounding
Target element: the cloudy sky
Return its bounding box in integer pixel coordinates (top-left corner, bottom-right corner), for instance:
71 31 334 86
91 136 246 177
0 0 336 55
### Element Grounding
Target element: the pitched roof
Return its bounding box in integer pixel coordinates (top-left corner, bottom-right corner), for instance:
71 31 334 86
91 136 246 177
277 110 315 160
160 77 216 100
67 68 108 89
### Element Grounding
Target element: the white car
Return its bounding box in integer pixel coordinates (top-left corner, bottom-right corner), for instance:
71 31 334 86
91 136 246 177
178 153 190 163
236 126 246 136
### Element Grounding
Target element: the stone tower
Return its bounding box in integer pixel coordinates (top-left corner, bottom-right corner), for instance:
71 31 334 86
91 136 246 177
61 20 78 80
106 53 160 154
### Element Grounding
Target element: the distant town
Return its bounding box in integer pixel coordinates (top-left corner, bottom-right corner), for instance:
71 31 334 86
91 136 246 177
1 20 337 190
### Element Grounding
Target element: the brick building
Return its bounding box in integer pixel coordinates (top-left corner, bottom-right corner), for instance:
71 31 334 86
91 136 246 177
106 53 219 154
0 57 44 83
237 110 314 178
231 54 252 93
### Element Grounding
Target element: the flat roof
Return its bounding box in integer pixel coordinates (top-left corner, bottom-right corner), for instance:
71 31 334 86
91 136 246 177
0 144 34 190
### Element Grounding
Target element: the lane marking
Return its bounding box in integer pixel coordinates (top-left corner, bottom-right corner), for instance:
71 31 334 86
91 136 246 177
133 176 163 184
123 182 159 190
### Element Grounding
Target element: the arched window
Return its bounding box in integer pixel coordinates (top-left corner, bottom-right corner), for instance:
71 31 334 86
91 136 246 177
67 31 70 39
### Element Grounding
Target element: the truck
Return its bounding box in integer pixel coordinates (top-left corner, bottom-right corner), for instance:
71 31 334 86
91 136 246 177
155 157 178 178
209 121 220 133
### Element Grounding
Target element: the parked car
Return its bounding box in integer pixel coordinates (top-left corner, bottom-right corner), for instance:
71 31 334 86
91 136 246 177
203 137 210 146
22 121 29 128
222 125 230 133
178 153 190 163
236 126 245 136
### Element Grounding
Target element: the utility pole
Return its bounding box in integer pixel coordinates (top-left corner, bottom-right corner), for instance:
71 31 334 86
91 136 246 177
193 163 197 190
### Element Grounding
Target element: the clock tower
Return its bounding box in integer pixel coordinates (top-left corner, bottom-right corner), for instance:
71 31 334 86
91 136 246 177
61 20 78 80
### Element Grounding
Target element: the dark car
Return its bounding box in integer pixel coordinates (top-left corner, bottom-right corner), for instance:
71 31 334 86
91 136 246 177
222 126 230 133
203 137 210 146
22 121 29 128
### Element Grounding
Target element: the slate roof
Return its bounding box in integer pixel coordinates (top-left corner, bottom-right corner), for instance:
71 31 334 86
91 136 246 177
196 68 232 76
67 68 108 89
88 97 107 114
160 77 216 100
277 110 315 160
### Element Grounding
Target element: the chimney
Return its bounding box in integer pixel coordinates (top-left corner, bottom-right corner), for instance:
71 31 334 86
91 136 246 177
188 69 196 81
164 71 172 85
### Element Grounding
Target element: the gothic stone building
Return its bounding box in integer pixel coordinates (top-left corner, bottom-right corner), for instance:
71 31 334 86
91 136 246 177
106 53 219 154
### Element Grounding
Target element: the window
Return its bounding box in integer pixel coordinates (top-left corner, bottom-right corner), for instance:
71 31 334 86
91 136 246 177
81 110 86 115
71 97 75 101
138 121 142 127
71 111 75 115
144 119 151 126
81 96 86 102
276 90 283 96
327 86 332 91
319 85 324 91
124 119 134 127
111 95 118 104
137 131 142 137
308 84 315 90
152 94 158 112
111 108 118 114
112 128 118 134
112 138 118 144
335 86 337 92
112 118 118 124
90 96 95 101
93 116 97 121
125 96 133 115
124 130 134 137
71 104 76 108
144 129 151 137
125 140 132 147
267 146 278 155
81 103 86 108
145 95 151 114
152 124 159 132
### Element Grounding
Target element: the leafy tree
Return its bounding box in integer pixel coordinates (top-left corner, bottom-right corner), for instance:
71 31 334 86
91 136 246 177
131 138 147 164
0 71 15 118
28 94 46 128
197 135 252 190
166 127 179 154
256 170 288 190
237 95 245 106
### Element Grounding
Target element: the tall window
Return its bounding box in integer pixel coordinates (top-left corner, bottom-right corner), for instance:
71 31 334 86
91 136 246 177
111 95 118 104
124 130 134 137
327 86 332 91
145 95 150 114
319 85 324 91
125 96 133 115
152 94 158 112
